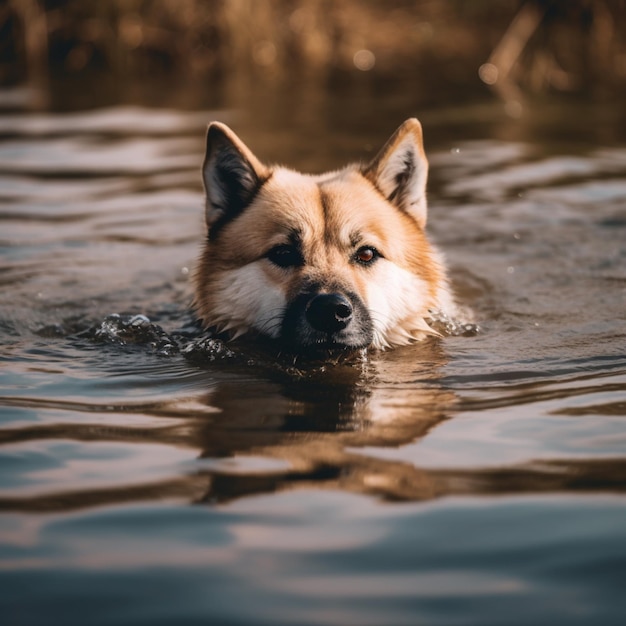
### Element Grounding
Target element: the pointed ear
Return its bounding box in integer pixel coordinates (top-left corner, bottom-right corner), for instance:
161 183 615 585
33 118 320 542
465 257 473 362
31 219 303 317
202 122 270 230
362 118 429 228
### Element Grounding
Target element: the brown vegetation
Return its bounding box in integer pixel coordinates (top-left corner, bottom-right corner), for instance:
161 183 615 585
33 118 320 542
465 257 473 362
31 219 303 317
2 0 625 102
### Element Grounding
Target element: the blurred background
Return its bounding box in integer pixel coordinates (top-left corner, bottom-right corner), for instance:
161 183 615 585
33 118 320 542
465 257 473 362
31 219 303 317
2 0 625 115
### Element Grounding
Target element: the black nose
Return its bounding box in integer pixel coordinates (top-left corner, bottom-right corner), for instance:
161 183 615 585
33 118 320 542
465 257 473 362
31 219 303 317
305 293 353 334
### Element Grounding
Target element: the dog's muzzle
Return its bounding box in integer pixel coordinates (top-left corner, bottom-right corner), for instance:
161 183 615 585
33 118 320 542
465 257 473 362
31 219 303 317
281 290 373 352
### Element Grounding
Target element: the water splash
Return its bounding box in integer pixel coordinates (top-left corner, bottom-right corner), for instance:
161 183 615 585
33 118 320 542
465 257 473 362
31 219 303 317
88 313 179 357
426 310 480 337
181 336 236 362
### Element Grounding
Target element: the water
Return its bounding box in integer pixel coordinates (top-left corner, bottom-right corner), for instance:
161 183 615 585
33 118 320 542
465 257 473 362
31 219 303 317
1 85 625 625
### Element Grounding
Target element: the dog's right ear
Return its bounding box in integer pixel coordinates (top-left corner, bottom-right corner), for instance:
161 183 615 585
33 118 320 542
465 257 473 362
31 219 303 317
202 122 270 230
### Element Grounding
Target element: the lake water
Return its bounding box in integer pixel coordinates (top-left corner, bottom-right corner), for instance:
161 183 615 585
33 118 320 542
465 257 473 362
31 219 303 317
1 82 625 625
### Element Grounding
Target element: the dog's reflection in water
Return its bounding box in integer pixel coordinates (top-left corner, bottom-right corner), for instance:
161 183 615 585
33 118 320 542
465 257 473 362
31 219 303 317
193 339 456 503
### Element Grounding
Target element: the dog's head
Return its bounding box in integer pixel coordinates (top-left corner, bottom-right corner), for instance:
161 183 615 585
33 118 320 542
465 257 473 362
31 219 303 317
194 119 453 353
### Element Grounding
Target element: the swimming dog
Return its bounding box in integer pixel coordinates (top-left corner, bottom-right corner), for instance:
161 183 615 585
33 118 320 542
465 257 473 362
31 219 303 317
193 118 458 353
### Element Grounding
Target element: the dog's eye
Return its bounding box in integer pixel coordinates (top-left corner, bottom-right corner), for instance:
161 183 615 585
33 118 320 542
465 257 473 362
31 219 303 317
354 246 379 265
266 244 304 268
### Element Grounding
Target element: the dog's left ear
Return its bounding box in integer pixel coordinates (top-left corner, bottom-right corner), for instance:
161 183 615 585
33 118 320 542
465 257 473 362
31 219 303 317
362 118 429 228
202 122 270 230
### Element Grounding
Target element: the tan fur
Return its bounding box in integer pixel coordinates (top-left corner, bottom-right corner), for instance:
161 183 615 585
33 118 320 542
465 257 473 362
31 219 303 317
194 119 458 351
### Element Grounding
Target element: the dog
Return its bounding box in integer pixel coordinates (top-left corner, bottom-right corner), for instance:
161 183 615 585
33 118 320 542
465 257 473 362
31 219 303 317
193 118 459 353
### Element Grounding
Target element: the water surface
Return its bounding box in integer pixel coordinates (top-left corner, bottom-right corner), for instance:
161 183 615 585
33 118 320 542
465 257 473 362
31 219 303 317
1 90 625 625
